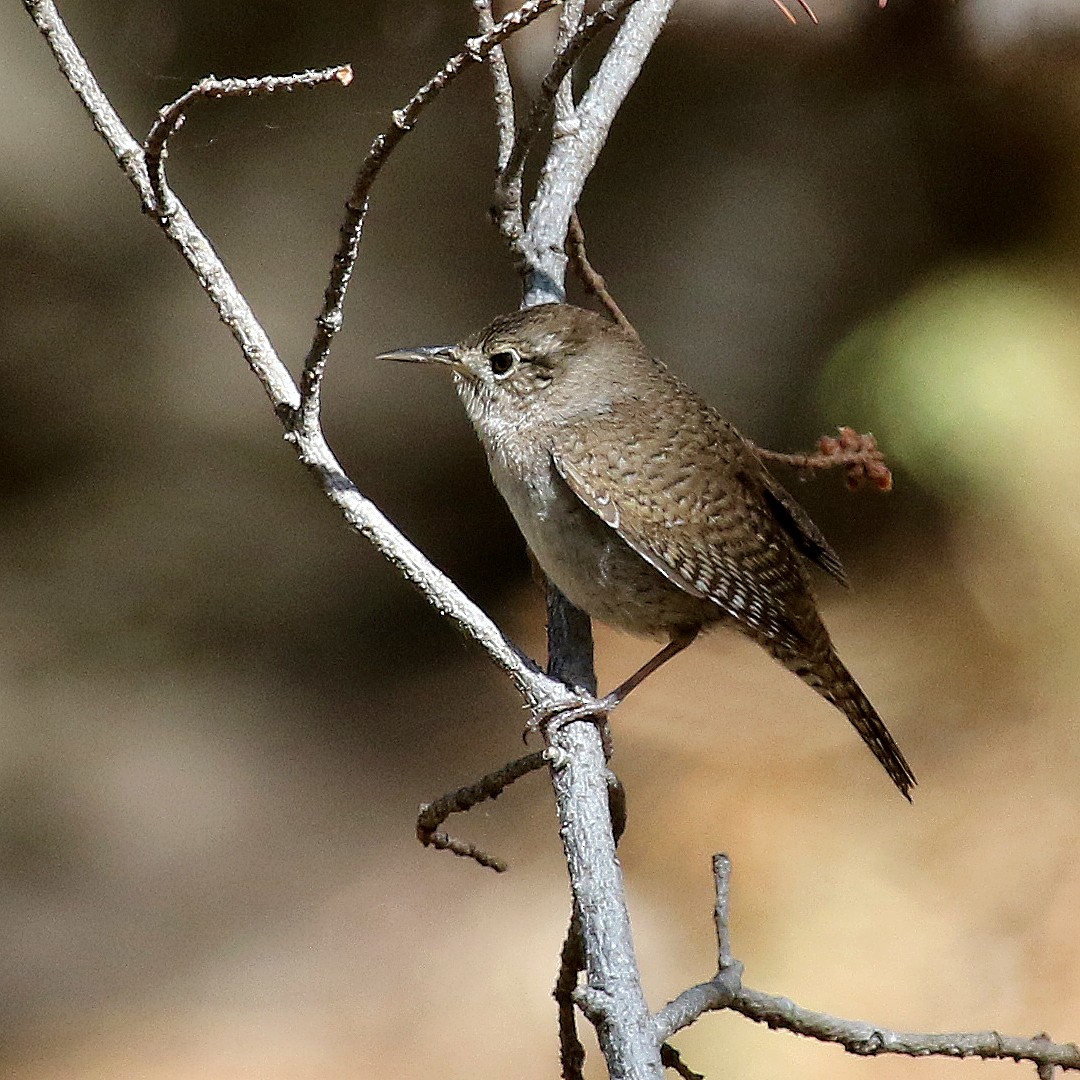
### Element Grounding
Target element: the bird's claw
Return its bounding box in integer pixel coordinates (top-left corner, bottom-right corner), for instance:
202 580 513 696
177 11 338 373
524 693 617 756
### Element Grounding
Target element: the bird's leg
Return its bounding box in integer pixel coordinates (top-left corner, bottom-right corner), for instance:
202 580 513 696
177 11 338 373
600 625 701 709
527 626 700 738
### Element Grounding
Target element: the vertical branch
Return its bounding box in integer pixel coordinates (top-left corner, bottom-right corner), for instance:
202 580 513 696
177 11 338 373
507 4 677 1076
556 917 588 1080
523 0 679 306
476 0 521 247
492 0 641 262
555 0 587 128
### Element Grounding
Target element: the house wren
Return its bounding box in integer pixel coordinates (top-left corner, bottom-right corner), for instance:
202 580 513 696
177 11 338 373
380 303 915 799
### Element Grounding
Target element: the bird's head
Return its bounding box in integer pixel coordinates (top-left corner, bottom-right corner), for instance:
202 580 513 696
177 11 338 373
379 303 645 438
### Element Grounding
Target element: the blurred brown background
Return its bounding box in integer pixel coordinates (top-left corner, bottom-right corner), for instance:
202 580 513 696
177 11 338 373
3 0 1080 1077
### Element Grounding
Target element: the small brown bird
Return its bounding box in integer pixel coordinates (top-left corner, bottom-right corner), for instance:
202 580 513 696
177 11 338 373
381 303 915 799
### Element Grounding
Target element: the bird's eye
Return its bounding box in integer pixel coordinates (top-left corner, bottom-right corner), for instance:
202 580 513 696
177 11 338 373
489 349 519 377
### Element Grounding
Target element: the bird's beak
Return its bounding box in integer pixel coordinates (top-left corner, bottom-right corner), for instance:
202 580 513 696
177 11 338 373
377 345 457 367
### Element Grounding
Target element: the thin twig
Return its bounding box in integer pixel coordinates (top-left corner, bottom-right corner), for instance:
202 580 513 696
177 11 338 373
416 751 547 872
475 0 518 176
752 428 893 493
298 0 560 436
493 0 642 257
143 66 352 215
555 0 587 130
769 0 819 25
772 0 798 24
660 1044 704 1080
712 853 734 970
555 917 587 1080
475 0 522 246
727 991 1080 1071
566 209 636 332
653 853 744 1039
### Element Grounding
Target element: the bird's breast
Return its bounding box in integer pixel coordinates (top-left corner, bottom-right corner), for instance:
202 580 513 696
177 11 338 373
484 437 715 638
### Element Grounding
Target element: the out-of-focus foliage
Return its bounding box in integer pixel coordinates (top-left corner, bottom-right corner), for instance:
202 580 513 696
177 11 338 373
827 264 1080 499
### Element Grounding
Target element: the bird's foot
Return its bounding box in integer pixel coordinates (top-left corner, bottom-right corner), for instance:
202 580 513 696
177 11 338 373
524 691 619 757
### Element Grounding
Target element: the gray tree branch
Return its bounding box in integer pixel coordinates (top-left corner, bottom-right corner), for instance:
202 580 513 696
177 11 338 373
509 4 677 1076
491 0 643 255
521 0 679 306
26 3 1076 1080
21 0 575 718
651 855 1080 1075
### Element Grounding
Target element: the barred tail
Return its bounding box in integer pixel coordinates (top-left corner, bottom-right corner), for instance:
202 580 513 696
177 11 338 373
792 649 916 801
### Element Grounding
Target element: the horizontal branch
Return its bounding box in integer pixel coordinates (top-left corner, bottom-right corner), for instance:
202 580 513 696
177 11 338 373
655 854 1080 1074
729 990 1080 1070
143 65 352 214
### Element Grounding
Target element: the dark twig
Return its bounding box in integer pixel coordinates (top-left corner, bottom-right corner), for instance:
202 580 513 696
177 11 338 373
417 750 547 872
566 209 636 333
660 1044 704 1080
298 0 561 437
606 768 628 845
752 427 894 493
555 917 588 1080
143 66 351 215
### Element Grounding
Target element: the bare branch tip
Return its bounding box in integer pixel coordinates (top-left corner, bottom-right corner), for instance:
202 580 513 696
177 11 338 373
421 827 509 872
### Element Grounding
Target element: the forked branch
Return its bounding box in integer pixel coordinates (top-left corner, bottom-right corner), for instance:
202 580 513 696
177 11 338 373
416 751 547 872
26 3 1076 1080
653 856 1080 1075
299 0 562 433
21 0 582 717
